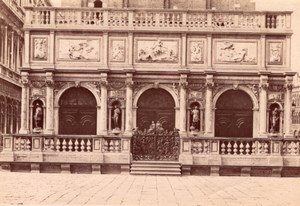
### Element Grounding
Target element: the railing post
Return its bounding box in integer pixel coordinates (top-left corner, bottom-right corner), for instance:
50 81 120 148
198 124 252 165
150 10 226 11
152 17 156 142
93 137 102 153
271 139 282 155
128 10 133 28
182 12 187 27
25 8 32 25
261 14 266 29
32 136 43 152
103 10 109 27
50 9 55 26
2 134 14 151
207 13 212 27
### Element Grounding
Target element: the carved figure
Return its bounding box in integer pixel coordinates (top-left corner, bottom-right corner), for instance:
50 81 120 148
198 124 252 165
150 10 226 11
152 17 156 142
191 106 200 124
112 105 121 129
34 103 43 129
34 38 47 60
270 108 280 133
270 43 282 64
148 121 156 132
155 121 164 132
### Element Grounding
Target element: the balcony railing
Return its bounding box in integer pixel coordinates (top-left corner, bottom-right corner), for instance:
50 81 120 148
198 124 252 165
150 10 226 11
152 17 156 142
11 135 121 153
2 0 25 21
191 137 300 156
24 7 292 32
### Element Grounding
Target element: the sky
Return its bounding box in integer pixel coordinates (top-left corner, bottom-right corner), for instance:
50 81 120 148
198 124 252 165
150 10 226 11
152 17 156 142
49 0 300 73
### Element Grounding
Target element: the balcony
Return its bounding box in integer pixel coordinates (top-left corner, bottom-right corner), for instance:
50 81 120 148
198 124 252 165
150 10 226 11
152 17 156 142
24 7 292 34
2 0 25 21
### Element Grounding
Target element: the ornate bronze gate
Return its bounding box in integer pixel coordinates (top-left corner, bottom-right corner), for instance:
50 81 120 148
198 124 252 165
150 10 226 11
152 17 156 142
132 128 180 161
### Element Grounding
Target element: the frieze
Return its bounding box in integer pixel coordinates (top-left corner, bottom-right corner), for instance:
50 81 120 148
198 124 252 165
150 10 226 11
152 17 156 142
109 90 125 99
284 83 293 91
108 81 126 90
30 81 46 89
268 92 284 102
269 85 284 92
133 82 147 98
188 83 206 91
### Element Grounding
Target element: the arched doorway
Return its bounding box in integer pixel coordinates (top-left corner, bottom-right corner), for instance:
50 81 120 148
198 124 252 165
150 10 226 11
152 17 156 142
215 90 253 137
59 87 97 135
133 88 179 161
137 88 175 131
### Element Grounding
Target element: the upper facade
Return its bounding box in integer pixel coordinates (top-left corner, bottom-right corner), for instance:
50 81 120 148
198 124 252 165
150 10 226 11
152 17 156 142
23 0 292 74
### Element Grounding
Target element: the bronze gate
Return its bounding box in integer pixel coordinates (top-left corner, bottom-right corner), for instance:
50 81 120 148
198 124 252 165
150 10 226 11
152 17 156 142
132 128 180 161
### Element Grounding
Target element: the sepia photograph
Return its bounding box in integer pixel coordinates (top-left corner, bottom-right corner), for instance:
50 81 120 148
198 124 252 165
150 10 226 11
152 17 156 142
0 0 300 205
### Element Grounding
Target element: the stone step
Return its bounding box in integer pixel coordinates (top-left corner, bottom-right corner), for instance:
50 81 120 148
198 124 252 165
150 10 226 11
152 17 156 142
130 171 181 176
130 161 181 175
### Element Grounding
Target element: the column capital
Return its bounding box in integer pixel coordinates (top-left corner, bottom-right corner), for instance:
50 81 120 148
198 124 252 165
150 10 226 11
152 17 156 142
284 83 293 91
259 83 269 91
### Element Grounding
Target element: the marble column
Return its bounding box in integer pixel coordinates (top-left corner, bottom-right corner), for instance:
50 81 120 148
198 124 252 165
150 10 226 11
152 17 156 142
125 73 133 134
259 75 268 137
179 75 188 133
45 72 54 134
19 72 30 134
204 74 214 137
4 26 8 66
99 73 108 135
284 79 293 137
10 31 14 69
24 31 30 67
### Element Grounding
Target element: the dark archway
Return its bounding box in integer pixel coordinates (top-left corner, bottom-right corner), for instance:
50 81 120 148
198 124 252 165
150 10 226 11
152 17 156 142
137 88 175 131
215 90 253 137
59 87 97 135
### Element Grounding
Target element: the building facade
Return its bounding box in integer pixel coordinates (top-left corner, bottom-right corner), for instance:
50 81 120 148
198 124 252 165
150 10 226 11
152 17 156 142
0 0 25 151
1 0 299 176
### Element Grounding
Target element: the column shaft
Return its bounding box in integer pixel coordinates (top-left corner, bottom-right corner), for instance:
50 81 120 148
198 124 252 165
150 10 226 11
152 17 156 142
19 78 29 134
204 87 213 136
125 75 133 134
284 84 292 136
179 83 187 132
259 86 268 136
45 74 54 134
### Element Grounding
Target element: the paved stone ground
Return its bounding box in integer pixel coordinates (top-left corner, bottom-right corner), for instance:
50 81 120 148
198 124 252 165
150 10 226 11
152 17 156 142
0 173 300 206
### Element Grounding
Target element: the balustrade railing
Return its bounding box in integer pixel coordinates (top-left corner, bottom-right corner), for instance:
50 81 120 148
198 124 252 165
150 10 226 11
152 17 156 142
24 7 292 31
12 135 122 153
191 138 300 156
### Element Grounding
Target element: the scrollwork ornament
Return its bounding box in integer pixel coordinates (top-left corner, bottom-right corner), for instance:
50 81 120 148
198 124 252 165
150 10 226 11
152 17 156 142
285 83 293 91
205 82 215 90
259 83 269 91
21 77 30 87
45 79 54 88
179 81 188 89
125 80 134 88
100 80 108 88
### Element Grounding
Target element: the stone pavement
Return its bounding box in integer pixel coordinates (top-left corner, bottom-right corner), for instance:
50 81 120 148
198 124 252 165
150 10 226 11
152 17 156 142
0 173 300 206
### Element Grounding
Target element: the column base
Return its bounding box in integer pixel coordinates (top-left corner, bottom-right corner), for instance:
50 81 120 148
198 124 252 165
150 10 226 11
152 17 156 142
98 130 108 135
19 129 30 134
44 129 55 135
204 132 214 138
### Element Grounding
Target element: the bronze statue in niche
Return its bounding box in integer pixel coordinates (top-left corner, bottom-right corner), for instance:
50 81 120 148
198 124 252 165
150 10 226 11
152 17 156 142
269 107 280 133
33 101 43 132
190 104 200 132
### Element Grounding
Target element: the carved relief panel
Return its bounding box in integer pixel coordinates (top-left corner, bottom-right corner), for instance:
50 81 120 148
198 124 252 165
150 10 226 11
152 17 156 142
135 38 180 64
187 39 205 65
56 36 101 61
214 39 258 65
109 38 127 63
266 40 284 66
31 36 49 62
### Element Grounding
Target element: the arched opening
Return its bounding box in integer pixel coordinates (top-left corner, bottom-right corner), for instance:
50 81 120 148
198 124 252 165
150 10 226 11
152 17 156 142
137 88 175 131
215 90 253 137
59 87 97 135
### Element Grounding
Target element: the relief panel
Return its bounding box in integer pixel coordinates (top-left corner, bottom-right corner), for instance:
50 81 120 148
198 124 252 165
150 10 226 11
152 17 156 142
188 39 205 64
135 38 180 64
267 41 284 66
214 40 258 65
109 38 126 63
56 37 101 61
31 36 48 62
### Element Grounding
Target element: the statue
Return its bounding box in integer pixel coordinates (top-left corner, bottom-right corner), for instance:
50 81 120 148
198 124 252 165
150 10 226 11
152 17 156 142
148 121 156 132
190 106 200 131
33 103 43 130
270 108 280 133
112 105 121 130
155 121 164 132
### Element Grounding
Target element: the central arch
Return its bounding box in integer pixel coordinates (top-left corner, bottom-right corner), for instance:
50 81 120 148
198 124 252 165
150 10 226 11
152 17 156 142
215 89 253 137
137 88 175 131
59 87 97 135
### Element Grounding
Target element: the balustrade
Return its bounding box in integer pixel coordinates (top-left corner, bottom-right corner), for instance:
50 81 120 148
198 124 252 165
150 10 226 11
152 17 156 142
14 136 32 151
2 0 25 21
102 139 121 152
192 138 273 155
24 8 291 32
283 140 300 155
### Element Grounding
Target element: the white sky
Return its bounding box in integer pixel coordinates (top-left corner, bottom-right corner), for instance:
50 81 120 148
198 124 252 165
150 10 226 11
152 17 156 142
50 0 300 72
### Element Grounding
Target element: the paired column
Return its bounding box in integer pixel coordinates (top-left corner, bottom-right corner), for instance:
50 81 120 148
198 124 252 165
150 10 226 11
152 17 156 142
179 74 188 133
19 72 30 134
259 75 268 137
284 76 293 137
99 73 108 135
125 73 133 134
45 72 54 134
204 74 214 137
